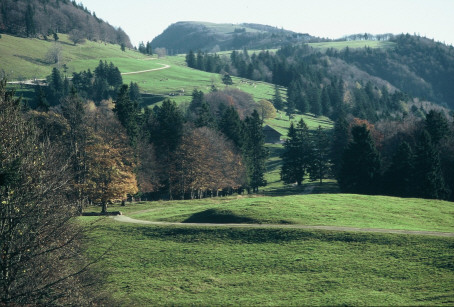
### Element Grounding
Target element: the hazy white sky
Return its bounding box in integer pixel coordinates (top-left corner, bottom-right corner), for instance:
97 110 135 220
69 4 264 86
81 0 454 47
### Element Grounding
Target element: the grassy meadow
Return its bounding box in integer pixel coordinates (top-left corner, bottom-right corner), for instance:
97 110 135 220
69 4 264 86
82 195 454 306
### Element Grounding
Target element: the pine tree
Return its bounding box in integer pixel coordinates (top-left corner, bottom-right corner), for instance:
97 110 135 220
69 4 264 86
308 125 332 184
25 3 36 37
383 141 414 197
272 85 284 110
309 86 322 116
195 100 215 128
186 50 196 68
280 119 311 186
425 110 449 146
330 115 349 179
243 110 268 192
219 106 244 149
320 87 331 117
113 85 139 147
413 130 446 199
338 124 381 194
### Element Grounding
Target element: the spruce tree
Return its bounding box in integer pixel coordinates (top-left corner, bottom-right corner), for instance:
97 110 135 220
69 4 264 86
243 110 268 192
280 119 311 186
308 125 332 184
425 110 449 146
113 85 139 147
272 85 284 110
219 106 244 148
413 130 446 199
186 50 196 68
330 115 349 179
383 141 414 197
338 124 381 194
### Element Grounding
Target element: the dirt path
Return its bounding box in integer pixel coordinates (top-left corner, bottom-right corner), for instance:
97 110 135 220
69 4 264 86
121 63 170 75
112 215 454 237
7 59 170 85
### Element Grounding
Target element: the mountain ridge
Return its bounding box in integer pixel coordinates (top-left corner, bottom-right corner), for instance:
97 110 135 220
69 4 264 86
151 21 317 54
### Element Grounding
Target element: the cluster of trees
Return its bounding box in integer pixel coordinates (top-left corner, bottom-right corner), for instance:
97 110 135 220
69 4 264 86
280 120 331 186
141 89 268 199
186 46 410 122
138 41 153 55
0 80 111 305
31 64 270 202
328 34 454 109
333 112 454 200
37 61 140 109
0 0 132 47
281 111 454 201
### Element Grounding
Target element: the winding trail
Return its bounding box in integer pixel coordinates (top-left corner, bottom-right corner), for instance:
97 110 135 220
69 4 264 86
112 215 454 237
121 63 170 75
7 58 171 85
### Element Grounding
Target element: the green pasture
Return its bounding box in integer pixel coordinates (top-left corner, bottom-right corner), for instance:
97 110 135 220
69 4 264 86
0 33 147 80
86 194 454 233
83 217 454 306
308 40 396 50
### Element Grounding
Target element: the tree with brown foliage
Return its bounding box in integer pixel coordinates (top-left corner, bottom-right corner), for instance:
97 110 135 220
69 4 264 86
83 101 138 213
0 79 95 305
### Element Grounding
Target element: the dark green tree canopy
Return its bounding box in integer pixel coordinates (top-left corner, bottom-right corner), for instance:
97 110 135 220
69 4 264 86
338 124 381 194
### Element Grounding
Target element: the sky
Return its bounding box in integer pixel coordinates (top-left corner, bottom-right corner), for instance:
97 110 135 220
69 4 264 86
81 0 454 47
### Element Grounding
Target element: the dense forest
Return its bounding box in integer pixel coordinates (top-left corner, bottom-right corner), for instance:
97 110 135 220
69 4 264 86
0 0 132 47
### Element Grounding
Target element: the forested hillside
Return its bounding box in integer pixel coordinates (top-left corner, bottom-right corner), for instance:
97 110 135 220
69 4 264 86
151 21 317 54
0 0 132 47
187 34 454 116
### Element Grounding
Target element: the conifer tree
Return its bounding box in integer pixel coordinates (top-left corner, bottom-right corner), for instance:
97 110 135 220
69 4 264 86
383 141 414 197
113 84 139 147
219 106 244 148
308 125 332 184
243 110 268 192
330 115 350 179
413 130 446 199
425 110 449 146
272 84 284 110
186 50 196 68
280 119 311 186
338 124 381 194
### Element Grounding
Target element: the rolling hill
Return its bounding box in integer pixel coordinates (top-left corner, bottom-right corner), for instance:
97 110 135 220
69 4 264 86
151 21 316 53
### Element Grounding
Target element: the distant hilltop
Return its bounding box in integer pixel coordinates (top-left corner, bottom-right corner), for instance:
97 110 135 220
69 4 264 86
151 21 320 54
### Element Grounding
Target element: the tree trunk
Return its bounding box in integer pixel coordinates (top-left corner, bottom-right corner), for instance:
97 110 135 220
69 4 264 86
101 201 107 214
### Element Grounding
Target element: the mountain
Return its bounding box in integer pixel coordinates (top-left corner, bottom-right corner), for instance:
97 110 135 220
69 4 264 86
151 21 317 54
0 0 132 47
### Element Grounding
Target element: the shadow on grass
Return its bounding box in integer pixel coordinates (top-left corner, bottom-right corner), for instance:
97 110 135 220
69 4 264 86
183 209 258 224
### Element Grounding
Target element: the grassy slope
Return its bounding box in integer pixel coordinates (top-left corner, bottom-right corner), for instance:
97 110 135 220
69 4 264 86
0 33 148 80
88 195 454 232
84 217 454 306
308 40 396 50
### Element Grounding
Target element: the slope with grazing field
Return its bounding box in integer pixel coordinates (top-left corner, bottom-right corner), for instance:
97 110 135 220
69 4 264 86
82 195 454 306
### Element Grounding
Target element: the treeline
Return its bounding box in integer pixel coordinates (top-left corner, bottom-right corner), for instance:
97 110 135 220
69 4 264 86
186 46 409 123
0 0 132 47
284 112 454 201
35 60 141 109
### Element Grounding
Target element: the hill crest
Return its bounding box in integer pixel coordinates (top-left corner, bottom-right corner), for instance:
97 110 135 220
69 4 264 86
151 21 315 54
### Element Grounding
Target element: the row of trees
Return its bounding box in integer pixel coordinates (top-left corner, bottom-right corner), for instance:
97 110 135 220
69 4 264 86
281 111 453 201
38 61 135 108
